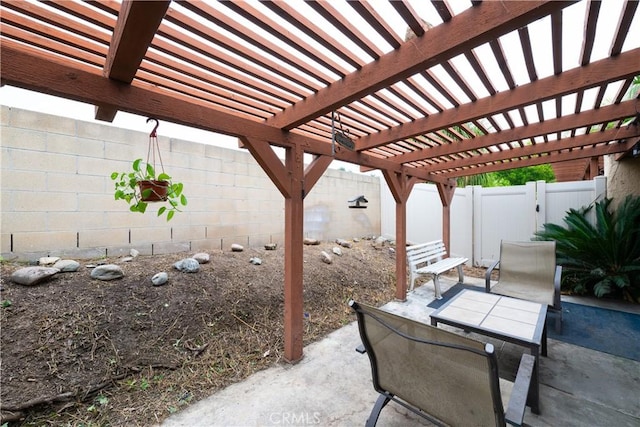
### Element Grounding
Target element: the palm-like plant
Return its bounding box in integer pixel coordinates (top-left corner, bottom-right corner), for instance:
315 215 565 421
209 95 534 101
534 195 640 302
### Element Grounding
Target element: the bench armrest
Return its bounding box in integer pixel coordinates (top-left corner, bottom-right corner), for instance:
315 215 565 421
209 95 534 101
485 259 500 292
505 353 536 426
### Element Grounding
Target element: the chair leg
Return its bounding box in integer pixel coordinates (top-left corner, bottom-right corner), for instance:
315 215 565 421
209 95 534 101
366 394 392 427
555 308 562 334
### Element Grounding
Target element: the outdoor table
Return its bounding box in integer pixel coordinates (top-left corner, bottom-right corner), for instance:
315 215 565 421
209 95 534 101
429 289 547 414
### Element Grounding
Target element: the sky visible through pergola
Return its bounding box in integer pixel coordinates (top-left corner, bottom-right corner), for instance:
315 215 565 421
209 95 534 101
1 0 637 176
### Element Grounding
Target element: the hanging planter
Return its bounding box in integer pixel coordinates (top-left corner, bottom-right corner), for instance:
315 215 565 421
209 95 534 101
110 118 187 221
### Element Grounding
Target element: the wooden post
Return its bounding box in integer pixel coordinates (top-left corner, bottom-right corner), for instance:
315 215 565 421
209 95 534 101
382 170 418 301
239 138 331 363
283 145 304 362
436 181 456 256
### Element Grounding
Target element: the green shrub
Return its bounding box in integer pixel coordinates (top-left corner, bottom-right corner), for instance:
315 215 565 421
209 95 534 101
534 195 640 302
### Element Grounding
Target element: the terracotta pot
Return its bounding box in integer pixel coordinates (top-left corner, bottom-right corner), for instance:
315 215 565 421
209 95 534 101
138 180 169 202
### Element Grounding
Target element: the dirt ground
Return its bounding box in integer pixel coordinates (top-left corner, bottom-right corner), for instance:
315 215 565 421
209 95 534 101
0 239 486 426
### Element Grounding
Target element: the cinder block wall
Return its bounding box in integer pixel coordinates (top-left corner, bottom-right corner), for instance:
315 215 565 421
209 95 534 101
0 107 381 260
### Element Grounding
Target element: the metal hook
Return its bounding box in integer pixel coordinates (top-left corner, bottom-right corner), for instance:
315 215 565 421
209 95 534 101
146 117 159 137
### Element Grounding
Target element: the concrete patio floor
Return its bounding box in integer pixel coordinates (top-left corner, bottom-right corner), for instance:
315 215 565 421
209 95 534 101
162 276 640 427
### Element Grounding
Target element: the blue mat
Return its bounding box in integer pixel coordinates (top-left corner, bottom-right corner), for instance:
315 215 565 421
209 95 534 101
427 284 640 361
547 302 640 362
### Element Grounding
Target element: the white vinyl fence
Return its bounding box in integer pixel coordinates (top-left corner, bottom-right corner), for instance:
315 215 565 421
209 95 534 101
381 176 607 267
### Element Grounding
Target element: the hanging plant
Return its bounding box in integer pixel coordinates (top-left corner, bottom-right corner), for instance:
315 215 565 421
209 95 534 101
110 118 187 221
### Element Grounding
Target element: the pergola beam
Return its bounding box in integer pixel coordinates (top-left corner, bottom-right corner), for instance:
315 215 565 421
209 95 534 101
266 1 573 130
389 100 638 165
357 48 640 152
96 0 170 121
438 139 637 178
424 124 640 172
0 44 450 185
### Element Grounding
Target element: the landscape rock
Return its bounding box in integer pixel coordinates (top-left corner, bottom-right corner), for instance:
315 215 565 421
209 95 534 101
52 259 80 272
192 253 210 264
336 239 352 248
38 257 60 266
320 251 333 264
119 256 134 263
374 236 387 245
303 238 320 245
249 257 262 265
231 244 244 252
10 267 60 286
90 264 124 281
174 258 200 273
264 243 277 250
151 272 169 286
130 249 140 258
332 247 343 256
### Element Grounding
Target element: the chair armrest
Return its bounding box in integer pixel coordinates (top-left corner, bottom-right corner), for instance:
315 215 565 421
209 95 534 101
553 265 562 309
485 259 500 292
505 353 536 426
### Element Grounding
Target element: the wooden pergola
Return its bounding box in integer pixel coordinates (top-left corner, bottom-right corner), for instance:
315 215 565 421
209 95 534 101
1 0 639 362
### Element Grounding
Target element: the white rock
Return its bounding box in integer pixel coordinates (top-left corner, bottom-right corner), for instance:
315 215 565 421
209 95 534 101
11 267 60 286
151 272 169 286
303 238 320 245
249 257 262 265
320 251 333 264
119 256 134 263
332 247 343 256
336 239 352 248
174 258 200 273
52 259 80 272
231 243 244 252
38 257 60 266
264 243 277 250
90 264 124 281
192 253 210 264
130 248 140 258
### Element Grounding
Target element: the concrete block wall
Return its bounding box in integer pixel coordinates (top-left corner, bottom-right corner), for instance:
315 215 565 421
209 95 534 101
0 107 381 260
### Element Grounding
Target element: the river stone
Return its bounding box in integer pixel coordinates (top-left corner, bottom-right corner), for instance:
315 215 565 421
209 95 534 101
320 251 333 264
264 243 277 250
304 238 320 245
52 259 80 272
11 267 60 286
249 257 262 265
174 258 200 273
38 256 60 266
336 239 352 248
90 264 124 281
151 272 169 286
192 253 210 264
332 247 343 256
231 243 244 252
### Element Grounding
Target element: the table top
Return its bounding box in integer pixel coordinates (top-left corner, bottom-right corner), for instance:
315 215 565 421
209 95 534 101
430 289 547 344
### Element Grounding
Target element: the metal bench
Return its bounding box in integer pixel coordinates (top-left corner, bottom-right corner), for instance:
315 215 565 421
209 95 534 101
406 240 468 299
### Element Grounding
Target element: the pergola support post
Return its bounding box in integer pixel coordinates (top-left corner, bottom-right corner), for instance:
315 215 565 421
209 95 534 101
436 181 457 256
239 137 331 362
382 170 418 301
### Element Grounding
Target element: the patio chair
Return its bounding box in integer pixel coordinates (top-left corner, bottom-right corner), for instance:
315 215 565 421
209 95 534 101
350 300 537 427
486 240 562 333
